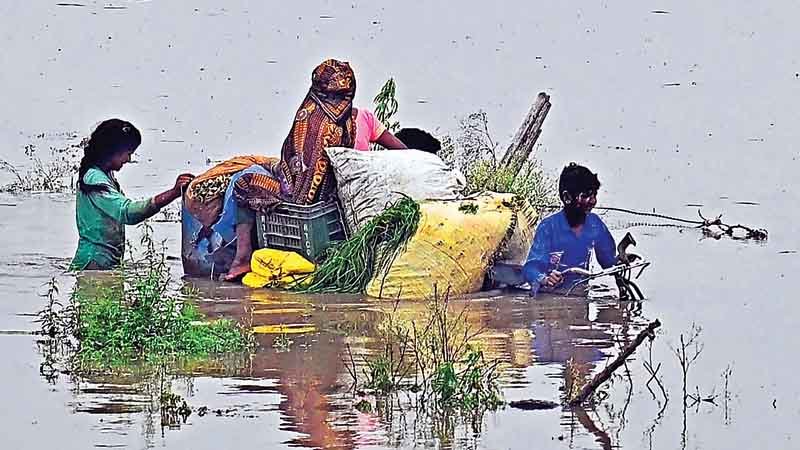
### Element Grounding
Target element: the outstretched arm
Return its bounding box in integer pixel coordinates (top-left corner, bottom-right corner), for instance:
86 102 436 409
374 130 408 150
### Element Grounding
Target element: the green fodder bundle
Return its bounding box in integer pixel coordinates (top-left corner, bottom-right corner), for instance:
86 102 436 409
298 197 420 293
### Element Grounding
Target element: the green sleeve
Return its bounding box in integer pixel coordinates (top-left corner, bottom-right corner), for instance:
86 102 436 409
86 170 160 225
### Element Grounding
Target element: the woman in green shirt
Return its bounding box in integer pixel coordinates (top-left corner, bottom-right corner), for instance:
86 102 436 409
70 119 194 271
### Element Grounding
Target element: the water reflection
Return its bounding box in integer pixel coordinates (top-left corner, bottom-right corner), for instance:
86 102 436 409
41 275 650 449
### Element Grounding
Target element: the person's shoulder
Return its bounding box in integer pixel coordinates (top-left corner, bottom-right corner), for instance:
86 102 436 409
536 210 561 230
83 167 109 183
356 107 374 117
540 210 562 225
82 167 116 189
587 212 610 229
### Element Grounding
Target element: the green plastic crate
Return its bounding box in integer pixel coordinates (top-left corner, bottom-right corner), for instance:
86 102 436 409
255 200 347 262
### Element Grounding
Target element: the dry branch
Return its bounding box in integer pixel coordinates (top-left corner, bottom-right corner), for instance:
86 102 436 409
568 319 661 407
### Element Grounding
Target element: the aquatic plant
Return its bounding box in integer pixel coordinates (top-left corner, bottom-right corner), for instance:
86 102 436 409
348 287 503 417
439 111 558 207
0 142 81 193
38 224 253 369
298 196 420 293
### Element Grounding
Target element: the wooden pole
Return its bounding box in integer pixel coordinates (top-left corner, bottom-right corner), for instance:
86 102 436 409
568 319 661 407
498 92 552 176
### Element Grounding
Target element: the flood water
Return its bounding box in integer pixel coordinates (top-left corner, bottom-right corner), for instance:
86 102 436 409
2 1 799 449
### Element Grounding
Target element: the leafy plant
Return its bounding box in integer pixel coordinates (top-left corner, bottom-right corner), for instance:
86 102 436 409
349 287 503 416
373 78 400 133
297 197 420 293
439 111 557 207
38 224 253 369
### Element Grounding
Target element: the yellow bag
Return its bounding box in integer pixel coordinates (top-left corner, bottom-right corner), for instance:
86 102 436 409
241 248 315 289
366 193 531 299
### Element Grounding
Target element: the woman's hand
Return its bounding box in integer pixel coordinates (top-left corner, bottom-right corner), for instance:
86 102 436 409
543 270 563 288
173 173 195 194
154 173 195 209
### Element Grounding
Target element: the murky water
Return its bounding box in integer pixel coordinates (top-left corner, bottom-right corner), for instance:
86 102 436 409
2 1 800 449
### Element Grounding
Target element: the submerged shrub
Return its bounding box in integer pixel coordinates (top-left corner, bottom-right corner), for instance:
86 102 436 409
0 141 81 193
43 224 252 368
439 111 558 207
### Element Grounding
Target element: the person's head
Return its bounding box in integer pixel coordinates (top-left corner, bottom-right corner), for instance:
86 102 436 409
310 59 356 100
558 162 601 224
395 128 442 155
77 119 141 193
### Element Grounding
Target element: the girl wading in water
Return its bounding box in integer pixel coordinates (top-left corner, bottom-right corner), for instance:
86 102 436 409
70 119 195 271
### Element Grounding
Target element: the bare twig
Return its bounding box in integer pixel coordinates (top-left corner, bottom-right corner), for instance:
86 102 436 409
568 320 661 406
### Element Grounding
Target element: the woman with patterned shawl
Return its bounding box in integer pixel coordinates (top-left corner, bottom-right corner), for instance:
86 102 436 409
223 59 408 280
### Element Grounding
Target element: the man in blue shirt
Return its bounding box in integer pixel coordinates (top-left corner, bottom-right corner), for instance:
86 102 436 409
523 163 617 295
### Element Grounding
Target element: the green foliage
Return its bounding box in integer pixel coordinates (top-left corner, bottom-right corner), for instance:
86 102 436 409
352 289 503 416
40 224 253 369
365 355 396 393
298 197 420 293
439 111 558 207
373 78 400 133
432 347 503 410
457 203 479 215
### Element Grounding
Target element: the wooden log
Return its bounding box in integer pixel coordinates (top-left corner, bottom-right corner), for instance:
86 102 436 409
568 319 661 407
498 92 552 176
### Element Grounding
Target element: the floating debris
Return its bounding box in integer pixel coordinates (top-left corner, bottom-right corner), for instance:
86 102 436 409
56 3 85 6
663 82 681 87
651 10 671 14
509 399 559 410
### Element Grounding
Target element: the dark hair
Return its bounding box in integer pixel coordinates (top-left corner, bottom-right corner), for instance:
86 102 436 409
77 119 141 194
558 162 600 201
395 128 441 154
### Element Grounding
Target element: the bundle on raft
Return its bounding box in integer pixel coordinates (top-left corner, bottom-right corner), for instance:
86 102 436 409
181 150 539 299
297 196 421 294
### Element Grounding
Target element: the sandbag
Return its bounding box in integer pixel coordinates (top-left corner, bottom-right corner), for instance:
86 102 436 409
494 198 539 265
242 248 315 289
366 193 524 300
185 155 278 228
326 147 465 234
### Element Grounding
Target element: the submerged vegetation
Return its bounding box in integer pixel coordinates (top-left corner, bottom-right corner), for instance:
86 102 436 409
298 197 421 294
346 288 503 425
37 224 252 369
0 140 82 193
439 111 558 206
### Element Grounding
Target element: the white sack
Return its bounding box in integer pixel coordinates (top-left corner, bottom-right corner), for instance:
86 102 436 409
326 147 465 233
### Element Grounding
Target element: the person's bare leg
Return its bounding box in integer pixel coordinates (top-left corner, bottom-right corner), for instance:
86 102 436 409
224 207 256 281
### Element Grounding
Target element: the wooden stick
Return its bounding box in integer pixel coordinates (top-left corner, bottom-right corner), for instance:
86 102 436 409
568 319 661 406
498 92 552 177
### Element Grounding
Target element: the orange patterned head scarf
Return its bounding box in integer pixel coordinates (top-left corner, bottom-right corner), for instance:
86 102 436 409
308 59 356 122
233 59 358 213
